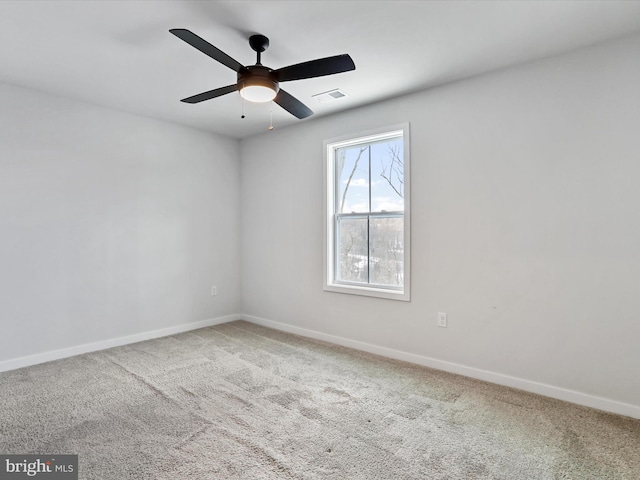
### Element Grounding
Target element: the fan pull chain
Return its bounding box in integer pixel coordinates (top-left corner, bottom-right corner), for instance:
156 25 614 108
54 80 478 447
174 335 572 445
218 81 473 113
268 104 274 131
241 96 245 119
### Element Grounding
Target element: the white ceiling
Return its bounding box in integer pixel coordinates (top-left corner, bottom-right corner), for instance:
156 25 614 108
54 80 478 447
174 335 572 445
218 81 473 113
1 0 640 139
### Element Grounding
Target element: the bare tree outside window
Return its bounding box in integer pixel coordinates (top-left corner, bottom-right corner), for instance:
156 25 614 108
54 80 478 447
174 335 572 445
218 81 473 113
380 144 404 199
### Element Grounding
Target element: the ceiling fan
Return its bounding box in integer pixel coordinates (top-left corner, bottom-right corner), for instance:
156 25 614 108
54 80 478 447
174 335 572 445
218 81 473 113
170 29 356 119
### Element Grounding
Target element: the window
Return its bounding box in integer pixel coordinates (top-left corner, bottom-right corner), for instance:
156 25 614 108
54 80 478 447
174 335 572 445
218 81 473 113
324 124 410 301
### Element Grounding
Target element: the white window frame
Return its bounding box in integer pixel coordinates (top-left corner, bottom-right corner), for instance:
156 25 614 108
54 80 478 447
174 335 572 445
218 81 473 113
323 123 411 301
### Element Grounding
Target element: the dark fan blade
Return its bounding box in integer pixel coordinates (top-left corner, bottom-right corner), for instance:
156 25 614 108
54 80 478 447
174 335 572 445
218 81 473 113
170 29 244 72
181 84 238 104
274 54 355 82
274 89 313 119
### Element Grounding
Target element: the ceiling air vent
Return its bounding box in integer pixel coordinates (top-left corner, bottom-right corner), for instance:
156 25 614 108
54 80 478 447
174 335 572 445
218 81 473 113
312 88 348 103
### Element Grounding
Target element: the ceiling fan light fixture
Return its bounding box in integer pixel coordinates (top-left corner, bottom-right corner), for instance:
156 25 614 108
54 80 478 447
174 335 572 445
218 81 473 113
240 84 277 103
238 71 279 103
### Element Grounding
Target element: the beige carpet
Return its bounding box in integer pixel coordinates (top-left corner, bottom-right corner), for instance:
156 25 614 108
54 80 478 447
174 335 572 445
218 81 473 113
0 320 638 479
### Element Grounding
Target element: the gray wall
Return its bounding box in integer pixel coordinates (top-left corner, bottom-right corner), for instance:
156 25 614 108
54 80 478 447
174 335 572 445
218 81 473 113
0 84 241 362
240 34 640 409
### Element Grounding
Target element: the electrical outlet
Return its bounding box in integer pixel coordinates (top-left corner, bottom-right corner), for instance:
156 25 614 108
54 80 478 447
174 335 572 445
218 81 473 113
211 286 217 296
437 312 447 328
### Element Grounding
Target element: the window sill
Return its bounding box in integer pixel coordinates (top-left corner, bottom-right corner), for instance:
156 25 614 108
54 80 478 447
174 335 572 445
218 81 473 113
324 283 410 302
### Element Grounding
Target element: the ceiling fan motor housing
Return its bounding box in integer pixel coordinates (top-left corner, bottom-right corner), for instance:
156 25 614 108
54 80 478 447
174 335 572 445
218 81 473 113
237 65 280 95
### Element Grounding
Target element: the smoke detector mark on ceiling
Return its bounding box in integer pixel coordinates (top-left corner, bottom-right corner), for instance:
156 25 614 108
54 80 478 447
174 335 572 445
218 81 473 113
312 88 348 103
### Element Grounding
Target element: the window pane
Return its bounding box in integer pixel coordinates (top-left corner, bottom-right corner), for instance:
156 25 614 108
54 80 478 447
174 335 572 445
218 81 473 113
337 216 368 283
369 216 404 287
371 138 404 213
335 145 369 213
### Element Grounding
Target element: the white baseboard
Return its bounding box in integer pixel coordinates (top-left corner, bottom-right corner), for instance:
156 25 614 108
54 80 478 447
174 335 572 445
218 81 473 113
0 314 241 373
3 312 638 420
241 313 640 420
